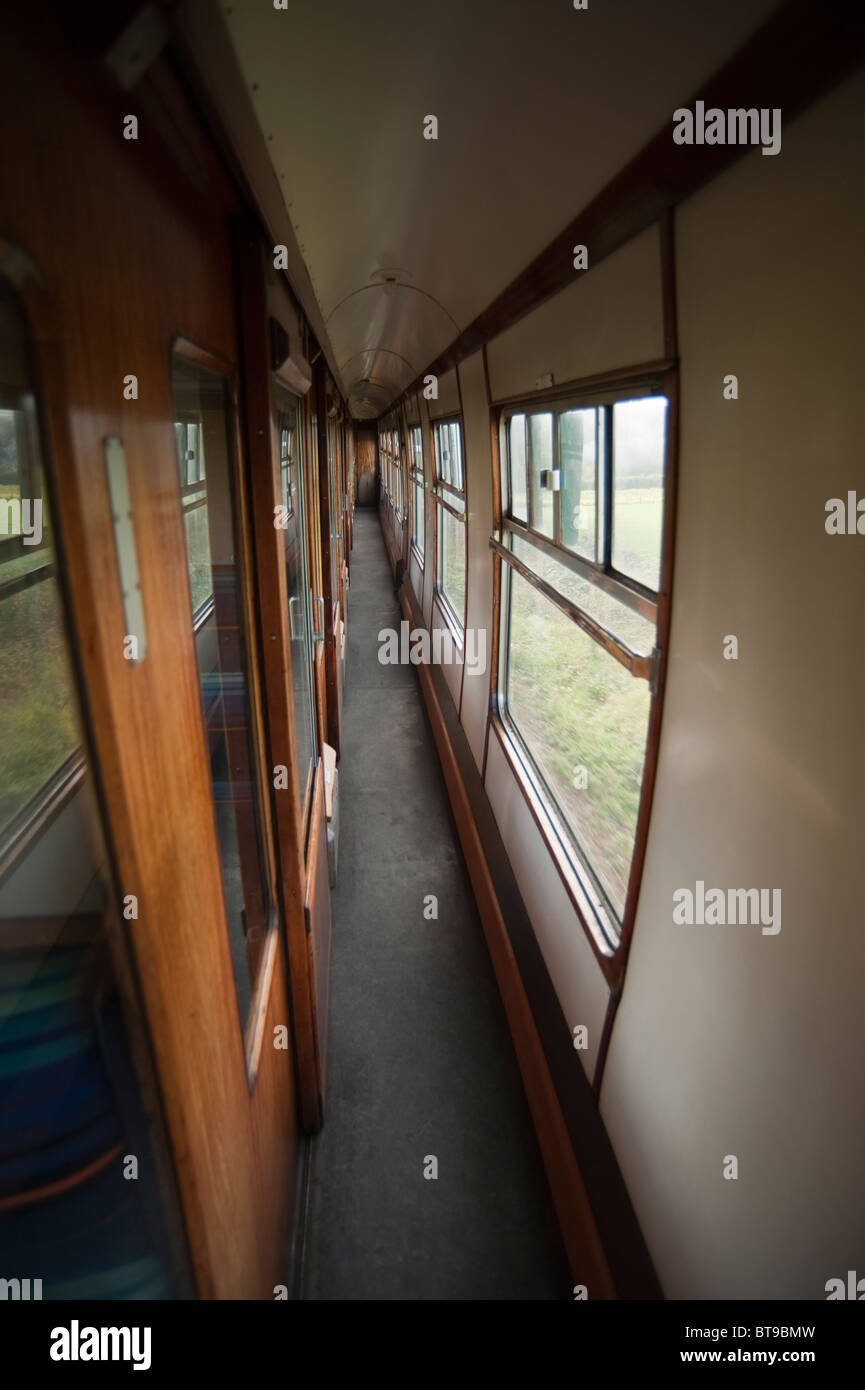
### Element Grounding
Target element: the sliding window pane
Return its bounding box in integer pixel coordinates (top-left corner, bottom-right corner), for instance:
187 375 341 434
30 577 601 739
435 420 463 492
560 407 599 561
611 396 667 591
0 583 79 837
0 290 76 836
505 569 651 920
437 425 447 486
509 532 655 656
172 354 271 1029
448 421 464 491
528 412 554 539
175 421 211 618
413 478 424 557
438 506 465 625
508 414 527 523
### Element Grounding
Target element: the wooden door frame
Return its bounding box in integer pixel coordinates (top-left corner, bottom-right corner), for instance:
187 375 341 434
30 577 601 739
234 223 326 1131
171 333 285 1079
0 16 303 1296
314 357 341 758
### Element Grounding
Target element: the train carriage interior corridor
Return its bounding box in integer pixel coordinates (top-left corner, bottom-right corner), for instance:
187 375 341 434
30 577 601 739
0 0 864 1313
299 509 570 1300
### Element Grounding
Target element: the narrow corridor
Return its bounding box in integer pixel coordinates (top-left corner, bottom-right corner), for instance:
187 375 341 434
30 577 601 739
300 510 570 1300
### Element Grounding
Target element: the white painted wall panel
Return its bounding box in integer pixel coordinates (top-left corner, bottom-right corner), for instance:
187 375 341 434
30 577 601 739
484 732 609 1083
600 71 865 1299
427 366 460 419
431 598 463 709
486 224 664 401
0 785 102 917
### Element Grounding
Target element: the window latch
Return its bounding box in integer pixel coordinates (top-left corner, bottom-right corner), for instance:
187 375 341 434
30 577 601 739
649 645 662 696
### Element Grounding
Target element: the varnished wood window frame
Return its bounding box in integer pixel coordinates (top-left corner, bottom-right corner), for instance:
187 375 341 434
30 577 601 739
489 363 678 988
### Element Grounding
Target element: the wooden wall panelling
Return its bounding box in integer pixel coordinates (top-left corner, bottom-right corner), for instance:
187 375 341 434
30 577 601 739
0 17 296 1297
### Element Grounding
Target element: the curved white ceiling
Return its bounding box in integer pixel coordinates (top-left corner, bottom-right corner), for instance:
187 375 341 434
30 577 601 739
327 281 458 406
221 0 777 418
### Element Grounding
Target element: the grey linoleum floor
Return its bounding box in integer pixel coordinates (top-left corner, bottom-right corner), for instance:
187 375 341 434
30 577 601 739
299 507 570 1300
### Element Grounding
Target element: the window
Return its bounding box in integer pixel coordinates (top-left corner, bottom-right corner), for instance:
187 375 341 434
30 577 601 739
409 423 424 560
378 416 406 520
172 351 273 1029
392 431 402 515
275 386 317 817
433 418 466 628
327 416 339 602
496 386 668 951
0 282 78 851
174 418 211 619
379 429 389 500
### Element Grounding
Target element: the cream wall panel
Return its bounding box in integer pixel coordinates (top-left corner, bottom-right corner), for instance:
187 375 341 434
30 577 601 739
427 366 460 419
484 732 609 1083
0 787 101 917
486 224 664 401
600 70 865 1299
431 600 463 709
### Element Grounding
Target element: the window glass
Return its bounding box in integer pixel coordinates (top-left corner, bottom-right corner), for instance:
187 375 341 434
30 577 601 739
509 533 655 656
528 413 554 539
0 282 190 1298
172 353 271 1028
409 425 422 471
275 387 316 814
505 569 651 921
435 419 463 492
0 290 77 840
409 426 424 558
174 419 211 617
413 477 424 557
438 506 465 625
508 414 527 523
612 396 667 591
560 407 600 561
